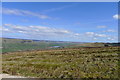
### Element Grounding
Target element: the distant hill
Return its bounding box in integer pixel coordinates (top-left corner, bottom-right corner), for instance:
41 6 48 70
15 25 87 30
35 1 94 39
1 38 119 53
67 42 120 48
2 38 83 53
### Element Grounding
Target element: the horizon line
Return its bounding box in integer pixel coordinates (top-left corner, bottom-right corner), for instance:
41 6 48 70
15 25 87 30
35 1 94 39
0 37 119 43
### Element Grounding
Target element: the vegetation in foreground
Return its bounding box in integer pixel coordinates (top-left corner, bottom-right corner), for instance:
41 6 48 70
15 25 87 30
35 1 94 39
2 46 119 78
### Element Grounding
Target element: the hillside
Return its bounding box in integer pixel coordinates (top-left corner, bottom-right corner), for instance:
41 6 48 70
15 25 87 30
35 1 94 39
2 38 82 53
2 46 119 78
67 42 120 48
2 38 119 53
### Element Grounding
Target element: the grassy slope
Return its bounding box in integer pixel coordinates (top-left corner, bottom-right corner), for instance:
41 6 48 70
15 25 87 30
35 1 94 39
2 38 119 53
68 43 120 48
2 46 119 78
2 38 79 53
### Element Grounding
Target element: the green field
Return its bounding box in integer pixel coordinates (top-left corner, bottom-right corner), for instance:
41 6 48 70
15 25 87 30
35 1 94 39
2 46 119 78
2 38 119 53
2 38 81 53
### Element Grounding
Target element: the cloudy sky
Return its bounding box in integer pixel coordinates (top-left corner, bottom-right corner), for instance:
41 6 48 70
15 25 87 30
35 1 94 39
1 2 118 42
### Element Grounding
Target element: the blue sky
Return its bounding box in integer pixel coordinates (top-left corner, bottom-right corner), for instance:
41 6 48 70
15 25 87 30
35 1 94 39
1 2 119 42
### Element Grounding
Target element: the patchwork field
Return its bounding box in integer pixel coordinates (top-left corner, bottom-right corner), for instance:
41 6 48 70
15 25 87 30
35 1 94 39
2 46 119 78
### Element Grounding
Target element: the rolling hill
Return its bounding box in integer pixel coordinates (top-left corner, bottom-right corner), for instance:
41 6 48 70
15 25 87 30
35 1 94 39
1 38 119 53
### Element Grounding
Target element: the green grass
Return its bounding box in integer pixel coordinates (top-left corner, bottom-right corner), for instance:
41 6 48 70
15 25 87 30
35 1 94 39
2 38 79 53
2 38 119 53
2 46 119 78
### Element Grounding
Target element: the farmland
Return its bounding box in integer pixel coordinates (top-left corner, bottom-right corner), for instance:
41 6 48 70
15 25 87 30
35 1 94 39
2 46 119 78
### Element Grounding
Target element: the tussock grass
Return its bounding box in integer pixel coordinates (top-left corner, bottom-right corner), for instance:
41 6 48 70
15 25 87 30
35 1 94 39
2 47 119 78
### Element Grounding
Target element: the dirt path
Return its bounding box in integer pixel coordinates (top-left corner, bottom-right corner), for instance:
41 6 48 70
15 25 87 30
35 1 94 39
0 74 25 78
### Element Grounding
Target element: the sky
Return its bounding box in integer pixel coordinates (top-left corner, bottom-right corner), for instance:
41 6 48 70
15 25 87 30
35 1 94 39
1 2 119 42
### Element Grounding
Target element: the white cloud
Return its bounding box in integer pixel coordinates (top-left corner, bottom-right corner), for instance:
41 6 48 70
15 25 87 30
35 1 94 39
2 24 117 42
86 32 94 35
3 28 9 32
2 8 50 19
74 33 80 36
18 31 27 33
85 31 117 42
93 37 97 40
3 24 77 39
97 26 107 28
107 37 114 41
85 32 95 37
85 32 108 38
95 34 107 37
103 29 117 32
113 14 120 19
42 6 66 13
42 4 78 13
1 26 11 32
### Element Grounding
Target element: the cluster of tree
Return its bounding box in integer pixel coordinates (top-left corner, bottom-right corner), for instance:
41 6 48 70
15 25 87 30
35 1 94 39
21 40 32 43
